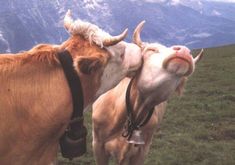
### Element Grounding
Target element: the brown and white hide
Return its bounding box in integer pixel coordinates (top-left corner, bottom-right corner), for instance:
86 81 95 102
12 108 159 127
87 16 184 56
0 10 143 165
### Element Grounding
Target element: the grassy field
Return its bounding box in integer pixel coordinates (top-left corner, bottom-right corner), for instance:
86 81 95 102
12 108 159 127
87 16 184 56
58 44 235 165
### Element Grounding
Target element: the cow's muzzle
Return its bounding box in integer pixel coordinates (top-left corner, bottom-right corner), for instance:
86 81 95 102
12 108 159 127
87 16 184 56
163 46 194 76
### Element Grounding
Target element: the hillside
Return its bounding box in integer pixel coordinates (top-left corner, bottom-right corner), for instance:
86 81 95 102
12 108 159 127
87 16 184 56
1 0 235 53
58 44 235 164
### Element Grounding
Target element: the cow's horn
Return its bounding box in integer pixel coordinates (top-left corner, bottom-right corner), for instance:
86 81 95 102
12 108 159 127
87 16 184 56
64 10 74 31
103 28 128 46
193 49 204 64
132 20 145 48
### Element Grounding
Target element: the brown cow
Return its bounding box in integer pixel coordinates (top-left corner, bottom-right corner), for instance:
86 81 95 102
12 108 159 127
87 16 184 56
0 10 143 165
92 21 204 165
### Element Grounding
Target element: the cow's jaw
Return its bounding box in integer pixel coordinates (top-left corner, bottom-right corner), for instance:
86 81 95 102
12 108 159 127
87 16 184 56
137 45 194 104
137 67 182 105
95 61 126 98
95 42 142 98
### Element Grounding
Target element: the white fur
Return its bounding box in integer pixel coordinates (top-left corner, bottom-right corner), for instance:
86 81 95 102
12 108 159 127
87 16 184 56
96 60 126 97
137 43 193 97
95 42 126 97
64 12 112 47
96 42 142 98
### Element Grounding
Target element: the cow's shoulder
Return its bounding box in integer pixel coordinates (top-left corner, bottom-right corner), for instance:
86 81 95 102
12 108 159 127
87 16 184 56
0 44 59 73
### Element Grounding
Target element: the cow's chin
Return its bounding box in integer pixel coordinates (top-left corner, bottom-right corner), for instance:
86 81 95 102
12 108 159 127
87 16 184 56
95 72 125 100
163 57 194 77
137 69 182 104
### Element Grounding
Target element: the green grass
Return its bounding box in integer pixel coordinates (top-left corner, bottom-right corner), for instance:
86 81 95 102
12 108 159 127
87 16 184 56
58 44 235 165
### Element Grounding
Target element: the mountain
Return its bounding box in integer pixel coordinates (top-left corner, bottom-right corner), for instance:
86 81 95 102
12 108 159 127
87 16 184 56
0 0 235 53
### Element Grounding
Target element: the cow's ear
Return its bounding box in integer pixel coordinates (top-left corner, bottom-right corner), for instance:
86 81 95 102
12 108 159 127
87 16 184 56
76 56 102 75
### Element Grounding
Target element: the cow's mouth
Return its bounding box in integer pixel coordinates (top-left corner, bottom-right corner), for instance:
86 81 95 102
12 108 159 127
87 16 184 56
163 49 194 76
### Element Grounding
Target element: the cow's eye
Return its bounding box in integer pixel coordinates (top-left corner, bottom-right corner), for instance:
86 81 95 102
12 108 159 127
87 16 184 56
149 48 159 53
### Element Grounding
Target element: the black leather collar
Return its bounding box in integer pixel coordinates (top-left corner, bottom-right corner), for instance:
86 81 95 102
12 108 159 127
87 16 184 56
58 50 87 159
57 50 84 119
122 77 154 140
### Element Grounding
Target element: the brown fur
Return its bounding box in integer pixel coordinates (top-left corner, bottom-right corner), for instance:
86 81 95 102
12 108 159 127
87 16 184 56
0 44 59 72
0 34 112 164
0 36 109 72
61 35 109 62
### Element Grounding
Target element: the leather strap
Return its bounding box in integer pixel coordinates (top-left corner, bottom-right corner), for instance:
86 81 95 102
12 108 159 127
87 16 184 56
57 50 84 119
122 77 154 140
58 50 87 160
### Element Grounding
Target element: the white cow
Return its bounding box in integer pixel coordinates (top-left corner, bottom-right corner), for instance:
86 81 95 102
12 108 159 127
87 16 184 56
92 21 204 165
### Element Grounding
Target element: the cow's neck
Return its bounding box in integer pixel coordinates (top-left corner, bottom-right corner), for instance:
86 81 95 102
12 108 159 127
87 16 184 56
79 73 100 108
128 78 143 119
59 35 104 108
127 78 155 125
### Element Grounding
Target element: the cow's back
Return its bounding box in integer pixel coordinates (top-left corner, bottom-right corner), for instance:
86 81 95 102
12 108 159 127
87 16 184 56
0 46 73 164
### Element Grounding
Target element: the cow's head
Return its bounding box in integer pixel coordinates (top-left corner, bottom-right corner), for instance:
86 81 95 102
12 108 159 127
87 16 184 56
62 10 142 103
133 21 204 105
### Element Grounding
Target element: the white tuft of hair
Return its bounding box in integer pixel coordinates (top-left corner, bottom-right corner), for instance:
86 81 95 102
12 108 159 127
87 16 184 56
68 18 112 48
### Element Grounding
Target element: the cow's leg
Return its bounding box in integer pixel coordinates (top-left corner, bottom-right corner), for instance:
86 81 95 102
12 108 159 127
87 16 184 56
93 140 109 165
49 158 58 165
129 152 145 165
117 158 129 165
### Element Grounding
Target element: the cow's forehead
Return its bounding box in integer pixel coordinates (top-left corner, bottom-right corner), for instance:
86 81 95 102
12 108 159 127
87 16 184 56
152 43 173 54
143 43 175 66
143 43 174 54
158 47 175 56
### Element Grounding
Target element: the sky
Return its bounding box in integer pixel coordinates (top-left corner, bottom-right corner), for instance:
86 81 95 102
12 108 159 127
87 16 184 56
210 0 235 2
135 0 235 3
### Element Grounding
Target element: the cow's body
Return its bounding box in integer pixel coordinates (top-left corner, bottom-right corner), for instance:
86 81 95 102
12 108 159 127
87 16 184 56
0 44 72 164
92 78 167 165
0 11 143 164
92 22 204 165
